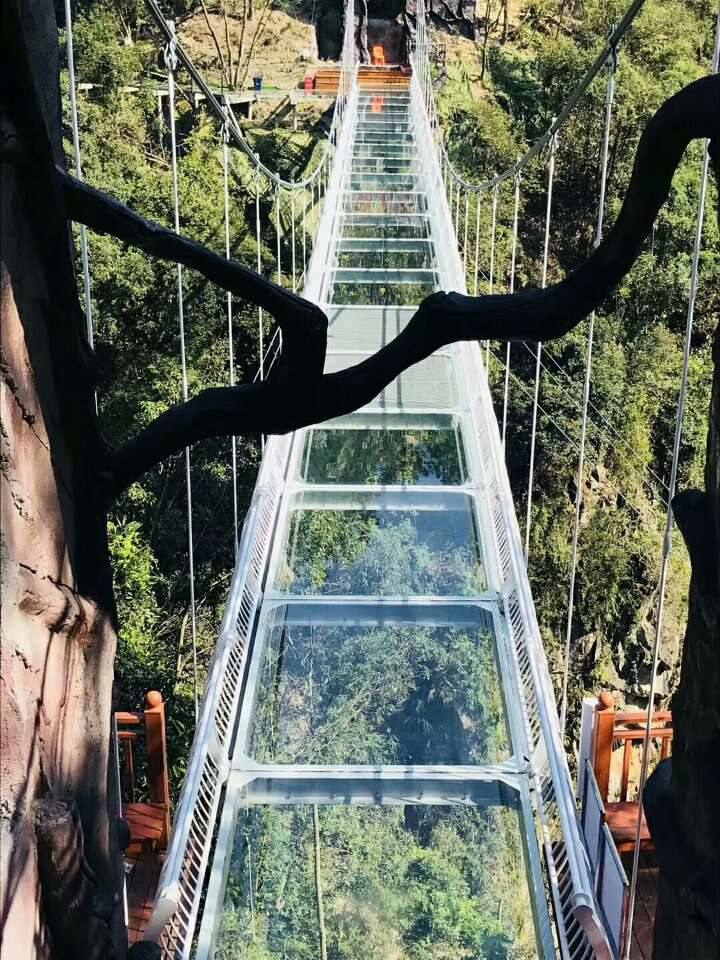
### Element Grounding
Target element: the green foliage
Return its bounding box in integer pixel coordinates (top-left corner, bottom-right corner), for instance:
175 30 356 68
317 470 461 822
438 0 718 745
216 804 537 960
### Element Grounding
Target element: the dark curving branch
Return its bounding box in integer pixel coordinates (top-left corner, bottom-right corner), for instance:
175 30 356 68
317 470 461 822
58 73 720 496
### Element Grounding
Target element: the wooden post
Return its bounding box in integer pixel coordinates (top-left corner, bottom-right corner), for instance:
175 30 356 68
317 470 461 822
594 691 616 802
144 690 171 847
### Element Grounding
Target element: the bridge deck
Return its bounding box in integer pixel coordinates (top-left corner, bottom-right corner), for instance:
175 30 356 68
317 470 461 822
194 85 558 960
150 72 621 960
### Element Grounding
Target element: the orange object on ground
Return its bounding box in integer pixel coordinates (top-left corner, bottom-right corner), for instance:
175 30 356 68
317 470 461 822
371 95 384 114
304 73 315 93
372 45 385 66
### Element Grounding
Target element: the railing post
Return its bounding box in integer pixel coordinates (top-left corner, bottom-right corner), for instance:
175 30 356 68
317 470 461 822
594 692 616 803
144 691 171 848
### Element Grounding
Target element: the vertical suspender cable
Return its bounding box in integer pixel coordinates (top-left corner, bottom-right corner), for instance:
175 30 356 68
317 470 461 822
560 43 617 736
623 16 720 957
275 184 282 286
524 126 557 565
485 182 498 370
462 193 470 275
502 165 521 449
221 100 239 555
64 0 94 347
473 190 481 296
165 22 199 722
255 157 265 453
291 183 297 293
302 188 308 283
255 159 264 382
454 182 461 236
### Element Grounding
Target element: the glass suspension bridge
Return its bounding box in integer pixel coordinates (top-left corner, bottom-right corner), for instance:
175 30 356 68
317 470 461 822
62 0 720 957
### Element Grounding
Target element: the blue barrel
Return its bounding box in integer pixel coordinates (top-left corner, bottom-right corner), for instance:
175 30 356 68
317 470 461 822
253 75 263 92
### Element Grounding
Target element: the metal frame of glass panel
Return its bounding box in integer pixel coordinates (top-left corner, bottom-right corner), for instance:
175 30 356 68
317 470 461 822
193 74 586 960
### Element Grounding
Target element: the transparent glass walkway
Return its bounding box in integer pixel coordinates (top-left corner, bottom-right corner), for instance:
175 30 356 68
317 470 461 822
193 87 556 960
149 75 608 960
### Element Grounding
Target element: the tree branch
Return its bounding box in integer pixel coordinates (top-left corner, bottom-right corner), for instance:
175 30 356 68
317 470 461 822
57 73 719 496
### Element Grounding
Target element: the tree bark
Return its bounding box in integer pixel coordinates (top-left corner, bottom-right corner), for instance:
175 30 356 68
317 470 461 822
650 140 720 957
0 1 124 957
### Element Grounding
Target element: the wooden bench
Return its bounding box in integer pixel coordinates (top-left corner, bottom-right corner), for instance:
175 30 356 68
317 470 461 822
589 692 673 854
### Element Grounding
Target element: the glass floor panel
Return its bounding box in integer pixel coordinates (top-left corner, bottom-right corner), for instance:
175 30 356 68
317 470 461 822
333 268 435 283
344 198 425 215
214 801 539 960
329 281 437 305
298 418 468 485
325 305 414 352
339 220 430 240
274 491 485 596
348 175 419 190
337 248 435 269
351 163 416 175
248 613 509 765
322 354 458 411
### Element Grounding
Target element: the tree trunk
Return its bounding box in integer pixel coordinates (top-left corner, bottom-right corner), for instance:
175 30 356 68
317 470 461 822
0 1 124 957
650 147 720 959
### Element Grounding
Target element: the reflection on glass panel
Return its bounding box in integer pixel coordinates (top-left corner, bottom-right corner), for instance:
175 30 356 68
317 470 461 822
215 804 538 960
275 499 485 596
300 422 468 485
330 281 437 306
337 249 434 269
250 619 509 765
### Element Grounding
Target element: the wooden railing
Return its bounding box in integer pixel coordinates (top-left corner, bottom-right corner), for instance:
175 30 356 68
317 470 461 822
582 692 673 854
116 690 171 852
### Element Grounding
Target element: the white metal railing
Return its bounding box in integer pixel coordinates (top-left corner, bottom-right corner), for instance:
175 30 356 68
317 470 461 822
408 48 614 959
144 9 358 954
145 432 291 956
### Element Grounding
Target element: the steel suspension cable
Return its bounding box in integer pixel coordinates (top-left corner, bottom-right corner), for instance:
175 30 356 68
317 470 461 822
524 128 558 564
485 182 499 370
502 165 521 449
519 342 669 508
623 15 720 956
165 24 199 721
462 193 469 274
473 191 481 295
291 183 297 293
221 102 240 555
64 0 94 348
254 160 264 382
491 349 654 524
275 185 282 287
561 45 617 733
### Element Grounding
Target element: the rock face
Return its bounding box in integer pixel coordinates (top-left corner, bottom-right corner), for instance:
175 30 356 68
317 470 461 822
1 1 123 956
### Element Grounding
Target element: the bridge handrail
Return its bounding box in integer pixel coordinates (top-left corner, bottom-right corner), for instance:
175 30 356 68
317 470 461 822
415 0 647 193
143 0 356 191
143 433 292 956
408 60 613 958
